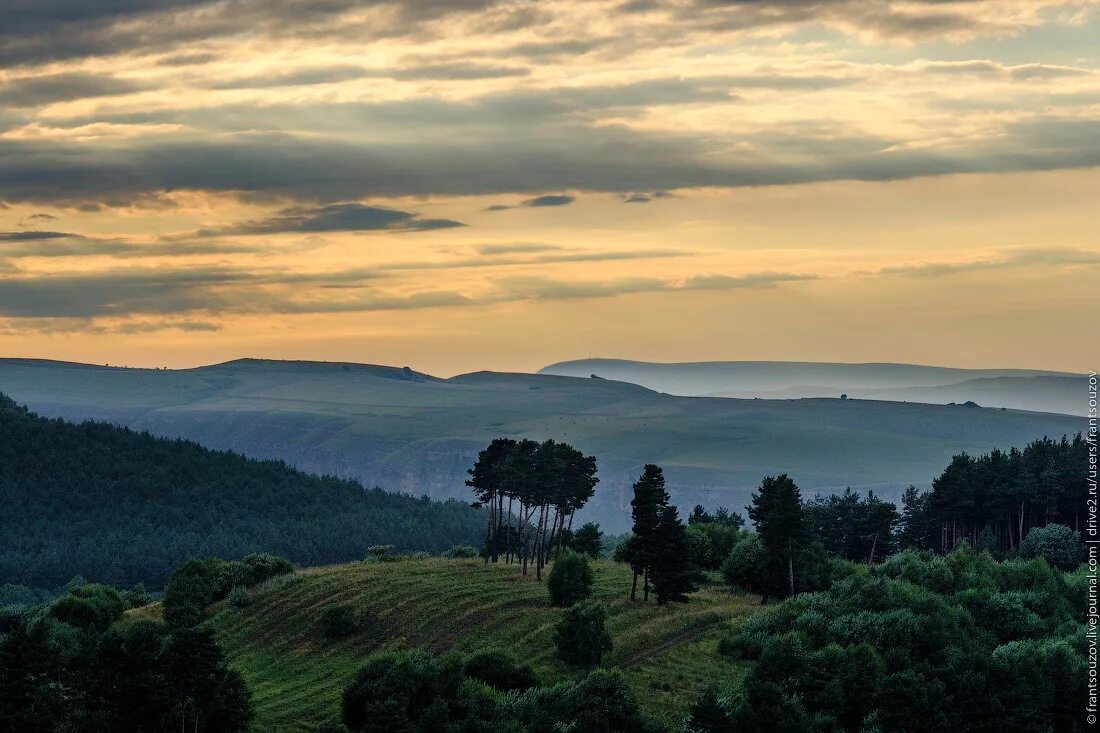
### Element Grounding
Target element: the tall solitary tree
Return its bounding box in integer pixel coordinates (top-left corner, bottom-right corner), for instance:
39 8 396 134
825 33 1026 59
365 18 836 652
627 464 670 601
747 474 805 601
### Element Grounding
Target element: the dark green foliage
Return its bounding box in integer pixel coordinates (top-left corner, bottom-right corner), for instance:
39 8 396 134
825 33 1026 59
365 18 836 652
688 505 744 529
554 600 613 668
508 668 655 733
747 474 806 600
805 488 899 564
442 545 479 558
0 606 251 732
163 626 255 733
467 437 599 579
682 685 735 733
163 555 294 628
710 545 1085 731
322 605 358 640
569 522 604 558
720 533 766 593
341 650 649 733
685 522 741 570
1018 524 1083 570
913 435 1086 554
121 582 152 608
341 650 466 732
48 584 127 631
627 464 670 601
648 505 699 604
898 485 939 551
547 550 594 607
461 649 540 691
240 553 294 585
0 396 485 591
365 545 397 563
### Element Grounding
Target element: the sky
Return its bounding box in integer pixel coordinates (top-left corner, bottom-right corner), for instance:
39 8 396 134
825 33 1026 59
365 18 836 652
0 0 1098 376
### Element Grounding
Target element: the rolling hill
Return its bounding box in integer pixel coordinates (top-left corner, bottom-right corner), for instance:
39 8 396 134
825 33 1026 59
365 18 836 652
201 557 759 732
539 359 1086 415
0 393 483 590
0 357 1084 531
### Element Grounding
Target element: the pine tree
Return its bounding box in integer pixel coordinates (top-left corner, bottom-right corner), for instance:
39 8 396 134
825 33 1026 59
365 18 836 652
747 474 805 601
628 464 670 601
649 505 698 604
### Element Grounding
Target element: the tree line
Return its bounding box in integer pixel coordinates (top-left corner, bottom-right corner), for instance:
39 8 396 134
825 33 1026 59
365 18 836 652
898 435 1087 555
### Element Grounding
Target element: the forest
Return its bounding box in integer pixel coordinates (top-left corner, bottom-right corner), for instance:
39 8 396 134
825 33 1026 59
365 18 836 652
0 394 484 592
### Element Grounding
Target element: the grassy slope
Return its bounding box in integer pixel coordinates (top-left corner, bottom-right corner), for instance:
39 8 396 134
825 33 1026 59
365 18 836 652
207 558 758 732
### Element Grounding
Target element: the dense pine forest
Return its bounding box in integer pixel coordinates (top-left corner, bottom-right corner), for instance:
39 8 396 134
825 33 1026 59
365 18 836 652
899 435 1088 554
0 394 484 591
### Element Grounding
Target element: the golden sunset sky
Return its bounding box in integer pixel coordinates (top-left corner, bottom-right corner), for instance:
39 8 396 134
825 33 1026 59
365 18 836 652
1 0 1098 375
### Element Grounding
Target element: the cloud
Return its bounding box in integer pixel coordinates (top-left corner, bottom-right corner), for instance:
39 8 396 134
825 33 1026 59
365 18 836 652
878 247 1100 277
679 272 819 289
0 259 810 324
488 194 576 211
0 73 147 107
201 203 465 235
476 243 562 255
0 230 76 241
523 194 575 207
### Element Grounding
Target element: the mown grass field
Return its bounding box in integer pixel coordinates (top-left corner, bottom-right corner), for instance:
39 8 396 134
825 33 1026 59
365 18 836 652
206 557 760 732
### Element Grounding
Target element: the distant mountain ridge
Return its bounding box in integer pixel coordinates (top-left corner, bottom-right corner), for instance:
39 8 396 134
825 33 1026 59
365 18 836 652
539 359 1085 415
0 357 1083 531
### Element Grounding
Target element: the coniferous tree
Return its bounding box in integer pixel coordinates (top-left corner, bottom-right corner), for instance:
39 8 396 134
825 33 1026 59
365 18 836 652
627 465 670 601
569 522 604 558
648 505 698 604
747 474 805 601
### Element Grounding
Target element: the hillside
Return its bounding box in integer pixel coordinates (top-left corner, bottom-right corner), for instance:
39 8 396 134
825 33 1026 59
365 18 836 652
0 358 1084 530
539 359 1085 415
0 394 483 590
203 558 758 732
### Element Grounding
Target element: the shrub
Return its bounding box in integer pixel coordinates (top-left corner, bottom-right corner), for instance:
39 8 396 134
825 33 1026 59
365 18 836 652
547 550 594 607
1019 525 1083 571
322 604 358 639
569 522 604 558
443 545 479 559
49 584 128 631
241 553 294 584
721 534 765 593
227 586 251 609
120 582 152 609
462 649 540 691
554 600 613 668
365 545 397 563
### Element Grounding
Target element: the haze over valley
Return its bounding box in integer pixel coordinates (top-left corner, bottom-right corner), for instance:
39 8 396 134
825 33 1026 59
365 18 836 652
0 356 1083 530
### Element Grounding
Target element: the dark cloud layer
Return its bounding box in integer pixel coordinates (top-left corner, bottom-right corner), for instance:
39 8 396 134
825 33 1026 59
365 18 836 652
0 72 146 107
3 113 1099 207
201 203 464 235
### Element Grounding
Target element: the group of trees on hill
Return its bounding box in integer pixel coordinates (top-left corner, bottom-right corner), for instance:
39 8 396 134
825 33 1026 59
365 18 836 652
467 438 598 579
898 435 1087 556
0 394 485 591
